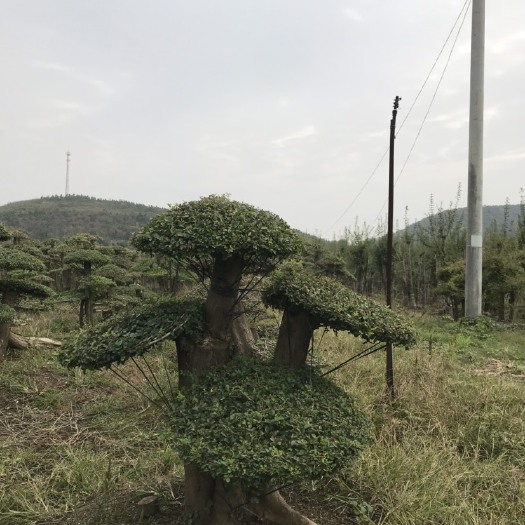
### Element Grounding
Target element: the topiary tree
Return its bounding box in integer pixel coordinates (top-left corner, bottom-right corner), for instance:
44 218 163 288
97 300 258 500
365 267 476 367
59 195 416 524
63 247 112 326
0 223 11 243
434 260 465 320
0 246 53 358
263 261 416 368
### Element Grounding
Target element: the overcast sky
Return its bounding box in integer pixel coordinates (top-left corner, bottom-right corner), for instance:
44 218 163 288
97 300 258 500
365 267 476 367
2 1 524 239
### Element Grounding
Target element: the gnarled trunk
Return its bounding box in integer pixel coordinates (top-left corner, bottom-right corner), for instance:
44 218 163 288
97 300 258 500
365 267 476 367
204 481 318 525
0 291 17 360
176 257 318 524
274 309 313 368
250 490 317 525
0 323 10 360
176 255 244 523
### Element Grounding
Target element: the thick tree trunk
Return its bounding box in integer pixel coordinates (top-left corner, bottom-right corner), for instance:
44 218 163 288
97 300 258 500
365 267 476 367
177 255 245 523
184 463 216 525
0 323 10 360
274 309 313 368
176 256 317 524
177 337 233 387
206 483 319 525
8 331 28 350
250 491 317 525
0 292 16 360
231 308 257 357
9 333 62 349
86 296 95 325
497 292 506 322
205 255 244 338
263 308 319 524
0 330 62 359
79 299 86 327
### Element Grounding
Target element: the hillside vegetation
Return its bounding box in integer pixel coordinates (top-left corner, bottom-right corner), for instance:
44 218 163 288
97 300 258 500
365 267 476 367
0 196 165 245
0 196 522 247
406 203 523 236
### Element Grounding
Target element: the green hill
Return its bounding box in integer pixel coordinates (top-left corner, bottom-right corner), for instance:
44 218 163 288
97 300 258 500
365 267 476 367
407 204 523 235
0 196 522 247
0 195 166 245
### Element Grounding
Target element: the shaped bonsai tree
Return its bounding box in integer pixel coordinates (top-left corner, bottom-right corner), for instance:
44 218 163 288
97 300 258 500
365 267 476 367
0 236 53 359
62 235 113 326
59 196 416 524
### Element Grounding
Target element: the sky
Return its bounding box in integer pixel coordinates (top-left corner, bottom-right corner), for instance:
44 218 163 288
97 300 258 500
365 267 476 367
2 0 524 239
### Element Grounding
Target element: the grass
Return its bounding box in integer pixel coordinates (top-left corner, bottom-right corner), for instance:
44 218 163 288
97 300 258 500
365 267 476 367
1 307 525 524
326 316 525 525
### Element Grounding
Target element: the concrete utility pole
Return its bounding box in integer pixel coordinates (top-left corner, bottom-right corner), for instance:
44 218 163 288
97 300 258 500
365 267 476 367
65 151 71 196
465 0 485 317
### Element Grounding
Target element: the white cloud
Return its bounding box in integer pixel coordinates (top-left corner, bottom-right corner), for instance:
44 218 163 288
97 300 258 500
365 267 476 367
32 60 114 97
342 7 364 22
85 78 115 97
429 110 468 129
32 60 70 72
271 126 317 148
486 150 525 163
490 31 525 55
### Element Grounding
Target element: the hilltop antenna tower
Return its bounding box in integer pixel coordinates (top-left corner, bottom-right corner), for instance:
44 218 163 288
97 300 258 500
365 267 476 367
65 151 71 196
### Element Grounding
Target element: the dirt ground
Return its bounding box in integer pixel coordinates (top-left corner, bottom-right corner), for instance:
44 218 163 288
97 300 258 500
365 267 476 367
36 484 356 525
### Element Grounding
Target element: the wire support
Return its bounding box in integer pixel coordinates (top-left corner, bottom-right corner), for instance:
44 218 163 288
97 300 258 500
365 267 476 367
321 342 386 377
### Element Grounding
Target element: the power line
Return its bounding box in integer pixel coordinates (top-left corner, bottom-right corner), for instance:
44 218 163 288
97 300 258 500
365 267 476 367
324 148 389 234
396 0 472 138
373 0 472 225
324 0 472 236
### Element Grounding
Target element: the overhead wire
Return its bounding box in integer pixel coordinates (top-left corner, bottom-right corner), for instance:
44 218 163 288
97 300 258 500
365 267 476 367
323 0 472 236
373 0 472 225
396 0 472 138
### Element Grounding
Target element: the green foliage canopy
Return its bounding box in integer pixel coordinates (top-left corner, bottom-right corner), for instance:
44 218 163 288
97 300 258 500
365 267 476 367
0 304 16 323
172 357 371 489
0 223 10 242
0 249 46 273
0 248 53 301
263 263 416 347
97 264 132 285
64 249 111 267
0 278 53 299
76 275 116 299
58 297 204 370
132 195 302 278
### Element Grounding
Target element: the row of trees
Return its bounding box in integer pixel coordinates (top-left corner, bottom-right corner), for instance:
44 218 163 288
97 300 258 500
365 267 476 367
3 190 524 361
0 225 187 359
316 194 525 321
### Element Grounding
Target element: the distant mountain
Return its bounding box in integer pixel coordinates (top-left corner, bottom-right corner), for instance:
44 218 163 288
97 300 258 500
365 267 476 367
406 204 523 235
0 195 166 245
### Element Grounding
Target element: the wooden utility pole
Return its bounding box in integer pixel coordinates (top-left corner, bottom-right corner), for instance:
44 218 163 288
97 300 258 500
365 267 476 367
386 96 401 400
465 0 485 317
